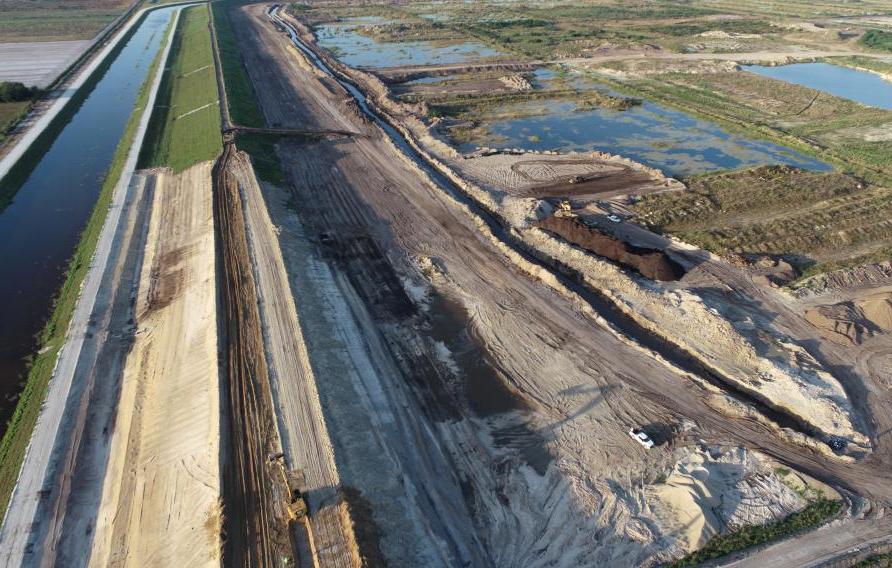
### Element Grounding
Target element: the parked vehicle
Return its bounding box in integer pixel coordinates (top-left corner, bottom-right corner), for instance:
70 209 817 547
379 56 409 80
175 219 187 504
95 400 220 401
629 428 655 449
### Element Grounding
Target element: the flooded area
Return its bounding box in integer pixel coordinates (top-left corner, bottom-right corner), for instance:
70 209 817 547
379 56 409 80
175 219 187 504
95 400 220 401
0 6 178 430
454 84 831 176
745 62 892 110
315 16 505 68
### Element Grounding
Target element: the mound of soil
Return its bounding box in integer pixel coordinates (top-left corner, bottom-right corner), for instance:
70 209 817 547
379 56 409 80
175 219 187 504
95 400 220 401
805 294 892 345
535 215 686 281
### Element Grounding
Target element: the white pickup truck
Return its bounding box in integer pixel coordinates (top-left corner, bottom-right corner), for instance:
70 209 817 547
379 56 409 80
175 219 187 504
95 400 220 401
629 428 655 449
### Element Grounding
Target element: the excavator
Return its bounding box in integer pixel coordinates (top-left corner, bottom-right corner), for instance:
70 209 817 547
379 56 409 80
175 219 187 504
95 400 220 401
269 452 308 522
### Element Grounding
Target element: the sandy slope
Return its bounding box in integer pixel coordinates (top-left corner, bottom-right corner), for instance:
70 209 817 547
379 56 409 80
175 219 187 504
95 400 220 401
89 162 221 567
233 149 360 568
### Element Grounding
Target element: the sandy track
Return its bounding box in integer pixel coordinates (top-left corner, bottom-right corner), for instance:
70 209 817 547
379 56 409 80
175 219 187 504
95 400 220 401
214 143 295 566
233 148 359 568
88 162 221 567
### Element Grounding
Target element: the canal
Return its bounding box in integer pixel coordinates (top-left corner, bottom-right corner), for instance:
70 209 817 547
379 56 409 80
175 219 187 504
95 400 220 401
0 5 180 432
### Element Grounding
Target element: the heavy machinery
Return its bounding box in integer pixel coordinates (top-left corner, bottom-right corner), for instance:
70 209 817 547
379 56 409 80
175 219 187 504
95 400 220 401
269 453 308 522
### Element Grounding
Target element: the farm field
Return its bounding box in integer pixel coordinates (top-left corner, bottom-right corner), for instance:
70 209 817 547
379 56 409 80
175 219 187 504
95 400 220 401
0 0 130 42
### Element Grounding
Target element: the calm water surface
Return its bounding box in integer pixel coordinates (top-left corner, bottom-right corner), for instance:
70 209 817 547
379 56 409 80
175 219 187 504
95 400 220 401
459 81 831 176
0 6 178 430
316 16 504 68
745 62 892 110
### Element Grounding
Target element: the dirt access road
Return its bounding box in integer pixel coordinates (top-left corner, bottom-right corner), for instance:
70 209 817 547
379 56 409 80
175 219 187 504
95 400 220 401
252 4 892 564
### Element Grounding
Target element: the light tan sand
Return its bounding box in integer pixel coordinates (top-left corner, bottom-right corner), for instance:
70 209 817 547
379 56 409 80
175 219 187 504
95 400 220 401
649 447 805 552
89 162 221 567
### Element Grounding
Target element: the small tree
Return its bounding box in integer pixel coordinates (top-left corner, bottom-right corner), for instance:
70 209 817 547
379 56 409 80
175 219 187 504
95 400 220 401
0 82 37 103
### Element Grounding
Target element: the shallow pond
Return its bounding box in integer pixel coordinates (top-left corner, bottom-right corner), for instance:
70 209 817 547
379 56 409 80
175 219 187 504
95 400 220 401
0 6 179 429
457 86 831 177
315 16 504 68
745 62 892 110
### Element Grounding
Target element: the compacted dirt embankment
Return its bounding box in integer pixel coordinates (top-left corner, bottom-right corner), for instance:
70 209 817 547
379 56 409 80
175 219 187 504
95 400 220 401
89 162 222 566
231 146 361 568
214 143 295 566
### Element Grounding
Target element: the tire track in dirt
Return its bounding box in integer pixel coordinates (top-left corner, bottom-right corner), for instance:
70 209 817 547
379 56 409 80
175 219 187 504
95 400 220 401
213 143 294 567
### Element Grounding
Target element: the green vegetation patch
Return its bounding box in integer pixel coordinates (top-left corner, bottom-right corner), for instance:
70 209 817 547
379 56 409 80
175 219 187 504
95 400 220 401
668 497 842 567
646 19 775 37
0 83 39 142
237 132 289 185
140 4 222 172
856 553 892 567
0 82 38 103
212 1 265 128
0 101 30 143
860 29 892 52
633 165 892 276
0 21 168 520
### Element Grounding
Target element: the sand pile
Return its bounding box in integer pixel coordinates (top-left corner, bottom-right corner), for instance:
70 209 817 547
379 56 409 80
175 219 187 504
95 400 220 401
806 293 892 345
648 446 805 552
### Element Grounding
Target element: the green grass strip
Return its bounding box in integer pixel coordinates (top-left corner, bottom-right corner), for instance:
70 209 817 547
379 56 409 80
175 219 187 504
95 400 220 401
0 17 172 523
667 497 842 567
139 4 222 171
212 0 265 127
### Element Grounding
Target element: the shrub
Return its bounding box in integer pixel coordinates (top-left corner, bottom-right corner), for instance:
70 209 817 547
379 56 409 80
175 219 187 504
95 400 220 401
0 81 37 103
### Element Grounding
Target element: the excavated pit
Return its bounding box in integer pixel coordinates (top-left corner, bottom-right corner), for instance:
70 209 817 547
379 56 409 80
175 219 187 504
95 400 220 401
535 214 686 281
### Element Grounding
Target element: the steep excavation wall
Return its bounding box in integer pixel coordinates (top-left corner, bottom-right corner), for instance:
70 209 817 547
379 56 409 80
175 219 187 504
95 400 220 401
535 214 686 281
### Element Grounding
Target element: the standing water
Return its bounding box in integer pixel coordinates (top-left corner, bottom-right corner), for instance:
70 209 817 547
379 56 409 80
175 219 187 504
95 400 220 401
0 6 179 431
745 62 892 110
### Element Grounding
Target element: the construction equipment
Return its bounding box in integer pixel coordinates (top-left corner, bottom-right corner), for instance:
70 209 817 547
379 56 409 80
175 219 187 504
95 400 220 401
269 453 308 522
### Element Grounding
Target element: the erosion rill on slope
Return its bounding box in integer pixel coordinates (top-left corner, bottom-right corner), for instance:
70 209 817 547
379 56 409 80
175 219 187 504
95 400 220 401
213 142 296 566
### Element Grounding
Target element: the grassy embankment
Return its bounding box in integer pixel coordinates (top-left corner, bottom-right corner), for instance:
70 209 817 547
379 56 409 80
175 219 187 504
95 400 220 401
0 16 174 521
0 101 29 144
213 0 292 184
211 0 264 128
139 4 222 171
668 496 842 567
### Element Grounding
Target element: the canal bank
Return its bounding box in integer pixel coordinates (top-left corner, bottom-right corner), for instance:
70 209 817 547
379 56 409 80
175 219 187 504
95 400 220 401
0 4 190 438
0 3 192 536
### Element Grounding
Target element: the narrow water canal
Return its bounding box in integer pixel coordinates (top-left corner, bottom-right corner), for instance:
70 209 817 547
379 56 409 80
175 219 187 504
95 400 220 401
0 6 179 431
